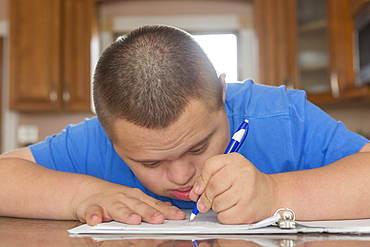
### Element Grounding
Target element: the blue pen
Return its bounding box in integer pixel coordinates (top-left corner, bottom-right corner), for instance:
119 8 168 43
192 239 200 247
189 119 249 221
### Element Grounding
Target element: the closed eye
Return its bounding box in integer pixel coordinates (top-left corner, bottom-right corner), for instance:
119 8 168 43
188 143 208 155
142 161 161 168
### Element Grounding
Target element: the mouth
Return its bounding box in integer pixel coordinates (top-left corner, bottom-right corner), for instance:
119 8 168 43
169 186 193 201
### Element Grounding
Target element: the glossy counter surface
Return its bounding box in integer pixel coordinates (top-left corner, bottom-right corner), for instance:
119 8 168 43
1 216 370 246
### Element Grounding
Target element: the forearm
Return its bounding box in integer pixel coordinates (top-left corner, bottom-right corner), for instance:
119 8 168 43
0 149 187 225
0 157 102 220
272 151 370 220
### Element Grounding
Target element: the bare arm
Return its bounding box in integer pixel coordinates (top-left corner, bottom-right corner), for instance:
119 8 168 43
0 152 91 220
190 143 370 223
0 148 185 224
273 142 370 220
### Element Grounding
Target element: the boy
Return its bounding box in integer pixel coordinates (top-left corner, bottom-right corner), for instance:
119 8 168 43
0 25 369 226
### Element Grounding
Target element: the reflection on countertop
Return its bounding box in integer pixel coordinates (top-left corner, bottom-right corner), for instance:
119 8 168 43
1 216 370 247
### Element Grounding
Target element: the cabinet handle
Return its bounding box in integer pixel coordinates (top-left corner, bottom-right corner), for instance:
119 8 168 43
330 69 340 98
63 83 70 104
50 84 57 104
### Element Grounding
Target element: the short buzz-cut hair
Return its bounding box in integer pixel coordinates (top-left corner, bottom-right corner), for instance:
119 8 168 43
93 25 224 142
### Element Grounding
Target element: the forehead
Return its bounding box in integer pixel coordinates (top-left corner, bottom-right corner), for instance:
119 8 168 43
112 100 225 160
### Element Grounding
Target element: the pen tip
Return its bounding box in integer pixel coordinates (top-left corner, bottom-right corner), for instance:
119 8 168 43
189 213 196 222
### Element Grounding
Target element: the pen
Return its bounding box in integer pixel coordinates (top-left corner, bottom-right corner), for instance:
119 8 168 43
189 119 249 222
192 239 200 247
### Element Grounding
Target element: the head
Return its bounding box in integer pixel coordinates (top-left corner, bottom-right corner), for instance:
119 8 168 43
93 25 230 200
94 25 224 141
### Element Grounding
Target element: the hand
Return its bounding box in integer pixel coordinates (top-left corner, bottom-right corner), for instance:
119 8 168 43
189 153 278 224
71 178 186 226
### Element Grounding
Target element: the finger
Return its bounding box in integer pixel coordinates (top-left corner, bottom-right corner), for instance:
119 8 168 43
137 209 165 224
203 153 245 179
146 198 186 220
162 201 172 206
189 154 228 200
84 205 105 226
153 200 186 219
197 165 234 213
197 153 248 214
211 188 239 213
119 196 166 224
217 205 252 224
107 204 143 225
197 153 233 190
205 168 233 200
189 180 202 201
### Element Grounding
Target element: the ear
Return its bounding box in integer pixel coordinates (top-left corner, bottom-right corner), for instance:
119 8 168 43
219 73 227 103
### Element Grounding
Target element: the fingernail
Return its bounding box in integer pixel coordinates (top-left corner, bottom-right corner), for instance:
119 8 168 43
152 211 162 218
89 214 99 226
194 183 200 193
127 213 141 224
150 211 165 223
198 201 206 212
176 208 186 216
129 213 140 219
174 207 183 213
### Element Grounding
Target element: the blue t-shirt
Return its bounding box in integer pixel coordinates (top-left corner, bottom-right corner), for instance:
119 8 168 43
30 80 369 208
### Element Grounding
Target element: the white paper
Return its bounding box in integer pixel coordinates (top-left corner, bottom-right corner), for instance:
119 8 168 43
68 210 370 235
296 218 370 234
68 210 281 235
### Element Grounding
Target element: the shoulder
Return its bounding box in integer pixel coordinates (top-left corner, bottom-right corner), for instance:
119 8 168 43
225 79 307 118
64 116 102 132
29 116 111 171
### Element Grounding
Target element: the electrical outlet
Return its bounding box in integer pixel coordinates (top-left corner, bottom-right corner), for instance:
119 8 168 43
17 125 39 144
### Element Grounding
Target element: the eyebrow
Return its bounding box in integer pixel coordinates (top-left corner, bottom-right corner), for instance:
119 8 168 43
127 129 216 164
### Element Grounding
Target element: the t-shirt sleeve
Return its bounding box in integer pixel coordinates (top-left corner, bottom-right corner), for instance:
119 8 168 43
29 117 111 178
288 90 370 170
226 81 369 174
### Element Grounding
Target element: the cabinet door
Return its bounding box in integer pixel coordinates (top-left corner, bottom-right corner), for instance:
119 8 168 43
254 0 299 88
9 0 61 111
299 0 368 103
296 0 330 95
255 0 369 104
61 0 93 111
326 0 368 100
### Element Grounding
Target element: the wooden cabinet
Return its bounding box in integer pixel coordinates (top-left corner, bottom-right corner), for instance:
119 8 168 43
255 0 369 105
9 0 94 111
351 0 370 16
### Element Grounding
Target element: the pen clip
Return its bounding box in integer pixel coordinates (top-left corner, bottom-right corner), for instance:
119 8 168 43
233 119 249 152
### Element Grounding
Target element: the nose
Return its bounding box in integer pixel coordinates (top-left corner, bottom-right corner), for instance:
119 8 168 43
166 158 196 185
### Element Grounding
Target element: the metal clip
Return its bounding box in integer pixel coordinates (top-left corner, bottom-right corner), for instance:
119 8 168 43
274 208 296 229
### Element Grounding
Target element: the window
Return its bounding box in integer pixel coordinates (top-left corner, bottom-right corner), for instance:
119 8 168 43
114 32 239 82
193 33 238 82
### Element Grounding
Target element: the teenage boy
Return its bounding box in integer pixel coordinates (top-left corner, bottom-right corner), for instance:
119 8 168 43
0 25 369 226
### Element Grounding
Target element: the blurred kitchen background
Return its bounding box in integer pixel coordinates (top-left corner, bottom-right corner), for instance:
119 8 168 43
0 0 369 153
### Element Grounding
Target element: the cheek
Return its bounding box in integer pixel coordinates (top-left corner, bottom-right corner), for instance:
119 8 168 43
193 148 222 172
191 137 229 172
210 134 230 156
